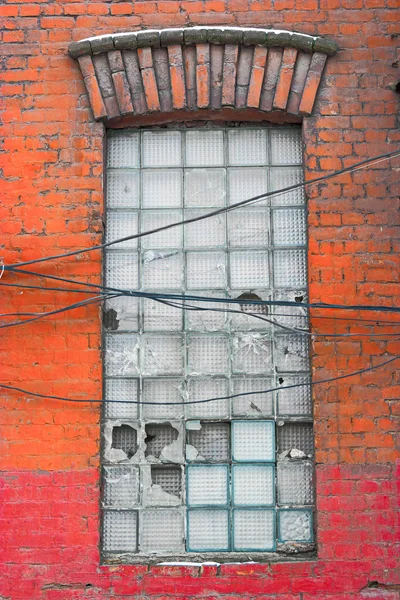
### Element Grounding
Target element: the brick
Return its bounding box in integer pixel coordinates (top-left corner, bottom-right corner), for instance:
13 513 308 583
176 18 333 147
273 46 298 110
247 45 268 108
260 46 282 111
221 43 239 106
210 43 224 109
183 45 197 109
112 71 134 115
196 43 210 108
299 51 328 115
167 45 186 110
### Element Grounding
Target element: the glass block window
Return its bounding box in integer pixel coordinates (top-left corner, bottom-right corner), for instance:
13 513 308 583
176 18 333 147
102 126 313 559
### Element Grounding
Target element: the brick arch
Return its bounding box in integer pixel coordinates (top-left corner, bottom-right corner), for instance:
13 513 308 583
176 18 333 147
69 28 338 124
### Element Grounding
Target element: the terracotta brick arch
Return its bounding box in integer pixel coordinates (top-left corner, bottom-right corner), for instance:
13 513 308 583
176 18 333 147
69 27 338 125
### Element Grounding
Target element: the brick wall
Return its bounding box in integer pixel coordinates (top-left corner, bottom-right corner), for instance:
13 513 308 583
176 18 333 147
0 1 399 598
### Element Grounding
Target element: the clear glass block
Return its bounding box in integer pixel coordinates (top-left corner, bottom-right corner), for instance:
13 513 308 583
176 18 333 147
104 378 139 419
228 168 269 206
145 423 180 459
275 335 309 372
142 169 183 209
185 293 228 333
142 378 184 419
142 131 182 167
108 130 140 168
187 465 229 506
279 509 313 542
232 334 272 375
105 251 139 290
231 377 273 417
273 249 307 288
107 171 140 209
111 424 138 457
187 335 229 375
228 209 269 248
104 334 139 377
232 464 274 506
187 422 230 461
106 211 138 250
272 290 309 329
232 420 275 462
230 251 269 289
184 168 226 207
141 210 183 249
142 335 183 376
186 251 227 289
272 208 306 247
277 460 314 505
143 296 183 331
185 130 224 167
103 510 138 552
270 129 302 165
104 296 139 332
277 422 314 456
143 250 183 290
186 378 230 419
229 291 270 332
187 509 229 551
184 211 226 248
228 129 268 166
103 465 139 507
277 376 312 416
151 465 182 497
270 167 304 206
141 509 184 553
233 509 275 551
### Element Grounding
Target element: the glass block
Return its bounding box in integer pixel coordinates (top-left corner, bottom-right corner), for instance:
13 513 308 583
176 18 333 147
186 251 227 289
277 460 314 505
104 334 139 377
228 129 268 166
232 420 275 462
229 291 270 332
151 466 182 497
279 509 313 542
143 378 184 419
233 509 275 551
106 211 138 250
231 377 273 417
277 376 312 416
277 422 314 456
141 509 184 553
228 209 269 248
108 130 140 168
185 293 227 332
187 509 229 551
232 334 272 374
143 296 183 332
143 250 183 290
187 335 229 375
184 211 226 248
104 296 139 332
112 424 138 458
103 465 139 507
275 335 309 372
185 130 224 167
142 335 183 376
232 464 274 506
142 169 182 208
141 210 183 249
272 290 309 329
187 465 229 506
230 251 269 289
104 378 139 420
142 131 182 167
187 422 230 461
272 208 306 247
228 168 269 206
103 510 138 552
270 129 302 165
184 168 226 207
186 378 230 419
273 249 307 288
145 423 180 459
107 170 140 209
105 251 139 290
270 167 304 206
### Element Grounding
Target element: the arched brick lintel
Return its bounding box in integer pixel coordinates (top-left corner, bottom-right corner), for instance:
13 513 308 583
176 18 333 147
69 28 339 123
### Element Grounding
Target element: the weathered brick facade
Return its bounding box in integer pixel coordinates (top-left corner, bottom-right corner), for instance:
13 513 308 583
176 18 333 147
0 0 399 598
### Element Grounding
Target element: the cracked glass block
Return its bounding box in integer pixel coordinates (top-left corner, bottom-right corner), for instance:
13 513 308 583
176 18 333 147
108 130 140 168
143 378 184 419
185 211 226 248
142 169 183 209
186 378 229 419
103 510 138 552
187 509 229 551
275 335 309 372
106 211 138 250
187 465 229 506
228 209 269 248
105 251 139 290
185 130 224 167
107 170 140 209
185 293 227 332
232 464 274 506
277 376 312 416
273 249 307 288
143 295 183 332
142 131 182 167
233 509 275 551
187 335 229 375
112 424 138 458
143 250 183 289
142 335 183 376
186 251 227 289
145 423 180 459
228 168 269 206
103 465 139 508
228 129 267 166
151 466 182 497
230 251 269 289
141 509 184 553
272 208 306 247
229 290 270 332
270 129 302 165
231 377 273 417
184 168 226 207
270 167 304 206
277 461 314 505
232 420 275 462
104 296 139 332
232 334 272 374
187 422 230 461
104 378 139 420
279 509 313 542
141 210 183 249
104 334 139 377
277 423 314 456
273 290 308 329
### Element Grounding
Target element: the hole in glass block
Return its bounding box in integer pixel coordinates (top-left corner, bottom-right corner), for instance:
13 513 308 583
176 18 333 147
187 422 230 462
145 423 179 459
277 423 314 457
151 466 182 497
103 308 119 331
112 425 138 459
295 295 304 303
237 292 268 315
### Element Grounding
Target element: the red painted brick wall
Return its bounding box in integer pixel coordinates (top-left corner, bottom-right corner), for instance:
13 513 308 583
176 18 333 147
1 1 399 598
